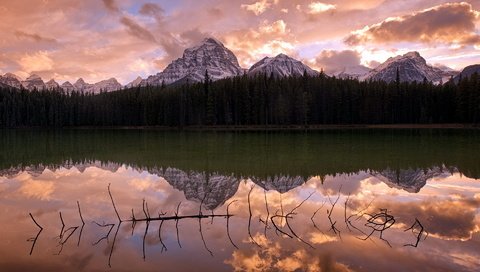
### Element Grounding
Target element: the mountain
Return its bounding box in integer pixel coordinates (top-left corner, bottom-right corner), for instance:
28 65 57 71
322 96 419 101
453 64 480 83
364 52 443 83
373 167 446 193
162 168 240 210
0 73 23 89
126 76 143 88
332 65 371 79
61 81 75 93
248 53 318 78
73 78 92 92
252 175 308 193
90 78 122 94
142 38 243 86
21 74 46 90
45 79 60 90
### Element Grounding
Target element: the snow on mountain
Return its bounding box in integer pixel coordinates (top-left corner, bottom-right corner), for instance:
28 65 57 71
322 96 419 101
162 168 240 210
373 167 447 193
73 78 91 92
0 73 23 89
248 53 319 78
21 74 46 90
61 81 75 93
126 76 143 88
332 65 371 79
90 78 123 94
142 38 243 86
453 64 480 83
45 79 60 90
251 175 307 193
364 52 443 83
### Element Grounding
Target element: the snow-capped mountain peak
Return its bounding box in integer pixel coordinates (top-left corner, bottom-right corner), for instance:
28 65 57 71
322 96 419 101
248 53 319 77
45 79 60 90
364 51 443 83
22 74 46 90
0 73 23 89
141 37 243 86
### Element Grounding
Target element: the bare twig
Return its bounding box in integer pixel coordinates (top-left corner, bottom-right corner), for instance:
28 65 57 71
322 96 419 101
247 185 260 247
404 218 427 247
158 220 167 252
27 213 43 255
77 201 85 246
226 200 239 249
175 202 182 248
108 184 122 222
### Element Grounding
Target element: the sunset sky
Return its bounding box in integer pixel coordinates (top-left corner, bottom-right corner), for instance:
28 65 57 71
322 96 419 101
0 0 479 84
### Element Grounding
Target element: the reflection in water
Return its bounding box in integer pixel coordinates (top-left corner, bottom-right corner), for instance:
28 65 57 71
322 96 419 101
0 130 479 271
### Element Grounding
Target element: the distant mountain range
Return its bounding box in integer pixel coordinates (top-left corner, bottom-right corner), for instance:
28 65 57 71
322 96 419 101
0 37 478 92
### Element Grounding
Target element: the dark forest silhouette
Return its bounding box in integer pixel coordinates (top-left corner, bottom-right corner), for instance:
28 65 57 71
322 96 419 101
1 71 479 127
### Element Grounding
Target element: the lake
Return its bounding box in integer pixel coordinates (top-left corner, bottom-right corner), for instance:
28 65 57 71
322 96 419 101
0 129 479 271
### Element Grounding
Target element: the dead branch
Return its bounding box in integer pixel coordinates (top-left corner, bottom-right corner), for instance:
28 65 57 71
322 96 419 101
284 191 315 248
175 202 182 248
404 218 427 247
247 185 260 247
77 201 85 246
270 211 293 238
58 212 65 239
359 209 395 247
327 192 342 238
198 191 214 256
108 183 122 222
108 223 121 268
142 221 150 260
311 201 326 232
92 221 115 245
158 220 167 252
27 213 43 255
226 200 239 249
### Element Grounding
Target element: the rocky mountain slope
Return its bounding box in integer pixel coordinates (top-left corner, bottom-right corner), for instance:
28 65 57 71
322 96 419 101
142 38 243 86
248 53 318 78
364 52 444 83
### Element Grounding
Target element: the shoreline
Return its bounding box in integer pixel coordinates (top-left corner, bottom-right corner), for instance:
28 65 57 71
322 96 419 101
3 124 479 131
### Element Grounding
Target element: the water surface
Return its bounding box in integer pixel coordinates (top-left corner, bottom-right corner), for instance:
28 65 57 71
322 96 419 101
0 129 479 271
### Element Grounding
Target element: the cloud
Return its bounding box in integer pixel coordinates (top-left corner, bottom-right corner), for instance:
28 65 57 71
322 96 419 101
14 30 57 43
19 51 54 72
223 19 296 67
373 197 480 240
312 50 362 74
308 2 336 14
241 0 272 15
102 0 119 13
139 3 164 17
120 16 157 43
345 2 480 46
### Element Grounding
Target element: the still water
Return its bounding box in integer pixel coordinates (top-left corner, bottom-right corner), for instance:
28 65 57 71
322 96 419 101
0 129 479 271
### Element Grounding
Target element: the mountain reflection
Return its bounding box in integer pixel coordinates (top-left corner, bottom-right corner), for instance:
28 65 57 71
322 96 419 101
0 130 479 271
0 162 458 209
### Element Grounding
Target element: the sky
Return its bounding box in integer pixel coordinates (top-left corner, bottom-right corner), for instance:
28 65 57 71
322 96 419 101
0 0 479 85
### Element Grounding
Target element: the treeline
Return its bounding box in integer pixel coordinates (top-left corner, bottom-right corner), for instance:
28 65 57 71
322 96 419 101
0 72 479 127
